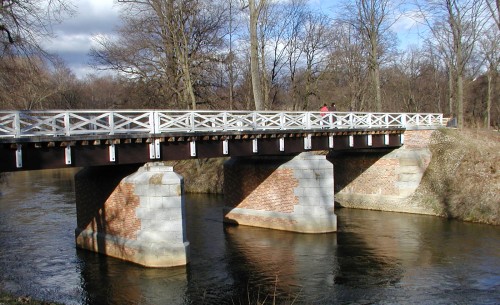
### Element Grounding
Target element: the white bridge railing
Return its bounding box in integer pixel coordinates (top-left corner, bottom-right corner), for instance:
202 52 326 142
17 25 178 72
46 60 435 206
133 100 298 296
0 110 444 138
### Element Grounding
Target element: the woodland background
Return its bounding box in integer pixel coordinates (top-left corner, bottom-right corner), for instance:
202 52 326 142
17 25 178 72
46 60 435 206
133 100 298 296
0 0 498 129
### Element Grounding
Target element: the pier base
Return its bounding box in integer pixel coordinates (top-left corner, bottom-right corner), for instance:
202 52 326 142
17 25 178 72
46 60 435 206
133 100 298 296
75 162 189 267
223 152 337 233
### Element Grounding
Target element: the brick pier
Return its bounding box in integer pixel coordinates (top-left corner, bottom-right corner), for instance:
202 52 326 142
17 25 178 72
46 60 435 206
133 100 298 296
75 162 189 267
223 152 337 233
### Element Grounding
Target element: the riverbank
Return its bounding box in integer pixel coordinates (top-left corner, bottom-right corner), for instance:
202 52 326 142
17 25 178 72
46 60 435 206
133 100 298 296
410 128 499 225
170 128 499 225
0 291 62 305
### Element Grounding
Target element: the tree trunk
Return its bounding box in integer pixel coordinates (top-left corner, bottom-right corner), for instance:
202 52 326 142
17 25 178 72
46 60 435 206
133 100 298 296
486 70 492 129
374 63 382 111
370 33 382 111
448 62 454 117
249 0 264 110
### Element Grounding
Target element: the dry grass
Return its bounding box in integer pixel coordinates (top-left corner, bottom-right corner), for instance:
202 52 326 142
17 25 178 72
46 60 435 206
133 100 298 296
166 158 227 194
413 128 500 225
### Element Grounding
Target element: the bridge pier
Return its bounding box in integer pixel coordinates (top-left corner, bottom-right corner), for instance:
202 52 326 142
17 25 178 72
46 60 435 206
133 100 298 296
223 152 336 233
75 162 189 267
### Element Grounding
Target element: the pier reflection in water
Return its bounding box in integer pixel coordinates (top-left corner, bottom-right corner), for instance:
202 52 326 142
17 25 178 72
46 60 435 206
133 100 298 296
0 169 498 304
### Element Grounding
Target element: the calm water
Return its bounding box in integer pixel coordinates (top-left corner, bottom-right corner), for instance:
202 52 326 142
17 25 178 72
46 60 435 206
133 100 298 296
0 169 499 305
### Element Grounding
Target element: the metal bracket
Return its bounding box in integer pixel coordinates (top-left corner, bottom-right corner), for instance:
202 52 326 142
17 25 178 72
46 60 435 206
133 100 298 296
252 138 258 153
149 139 161 159
190 140 196 157
65 145 72 165
304 134 312 150
329 135 334 148
16 145 22 168
109 144 116 162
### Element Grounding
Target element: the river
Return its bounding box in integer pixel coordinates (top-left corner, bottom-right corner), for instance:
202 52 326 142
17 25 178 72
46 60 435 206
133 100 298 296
0 168 498 305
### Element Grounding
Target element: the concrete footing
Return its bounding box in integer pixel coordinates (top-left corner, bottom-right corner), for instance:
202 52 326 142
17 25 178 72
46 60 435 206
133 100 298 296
223 152 337 233
75 162 189 267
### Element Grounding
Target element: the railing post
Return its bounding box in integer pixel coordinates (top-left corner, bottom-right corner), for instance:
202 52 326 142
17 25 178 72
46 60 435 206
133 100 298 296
64 112 71 136
305 112 311 129
349 113 354 128
223 112 228 131
14 111 20 138
108 112 115 135
252 112 257 130
401 114 406 128
150 111 159 134
52 116 57 135
280 112 285 130
190 112 195 132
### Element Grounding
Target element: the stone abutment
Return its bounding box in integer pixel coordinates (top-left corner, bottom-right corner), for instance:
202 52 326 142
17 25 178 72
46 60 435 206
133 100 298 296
330 130 436 214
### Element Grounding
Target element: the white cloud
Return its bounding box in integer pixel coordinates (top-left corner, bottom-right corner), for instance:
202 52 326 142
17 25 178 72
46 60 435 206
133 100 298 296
393 10 425 33
392 9 426 48
41 0 121 78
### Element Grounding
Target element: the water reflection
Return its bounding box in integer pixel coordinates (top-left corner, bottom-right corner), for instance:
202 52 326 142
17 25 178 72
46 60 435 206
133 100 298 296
76 250 187 305
221 225 336 303
0 170 498 305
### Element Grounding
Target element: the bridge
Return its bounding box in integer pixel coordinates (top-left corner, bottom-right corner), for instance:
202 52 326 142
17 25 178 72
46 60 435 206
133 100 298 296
0 110 443 171
0 110 445 268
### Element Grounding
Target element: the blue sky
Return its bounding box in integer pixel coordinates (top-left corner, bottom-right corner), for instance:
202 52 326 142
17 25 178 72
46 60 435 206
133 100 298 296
43 0 423 78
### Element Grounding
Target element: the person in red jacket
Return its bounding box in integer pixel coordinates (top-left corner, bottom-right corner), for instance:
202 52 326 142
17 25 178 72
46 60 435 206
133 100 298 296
320 104 329 128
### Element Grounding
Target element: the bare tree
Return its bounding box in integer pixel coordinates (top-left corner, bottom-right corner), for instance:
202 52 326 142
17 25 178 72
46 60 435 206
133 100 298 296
91 0 229 109
247 0 265 110
339 0 399 112
0 0 75 57
418 0 488 128
0 56 61 109
301 11 331 110
486 0 500 30
479 27 500 128
325 22 369 112
257 0 311 110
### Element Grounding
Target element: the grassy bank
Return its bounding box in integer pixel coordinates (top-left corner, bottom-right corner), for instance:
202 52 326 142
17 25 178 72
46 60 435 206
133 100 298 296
412 128 499 225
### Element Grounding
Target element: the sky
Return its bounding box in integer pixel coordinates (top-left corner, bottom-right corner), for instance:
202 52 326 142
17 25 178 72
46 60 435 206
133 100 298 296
43 0 422 79
42 0 121 77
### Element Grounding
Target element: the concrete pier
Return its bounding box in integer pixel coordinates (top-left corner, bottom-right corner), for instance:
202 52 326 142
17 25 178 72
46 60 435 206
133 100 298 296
223 152 337 233
75 162 189 267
